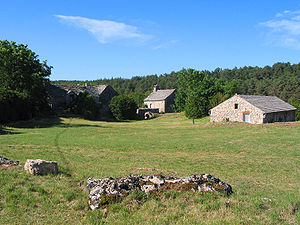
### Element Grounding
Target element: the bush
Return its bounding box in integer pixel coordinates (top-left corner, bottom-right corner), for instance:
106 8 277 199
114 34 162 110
109 95 138 120
288 97 300 121
68 92 101 120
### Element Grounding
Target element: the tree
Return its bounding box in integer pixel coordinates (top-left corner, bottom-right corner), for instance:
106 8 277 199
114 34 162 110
209 92 230 109
0 40 52 123
128 92 145 107
109 95 138 120
68 92 101 120
185 93 208 124
175 68 223 120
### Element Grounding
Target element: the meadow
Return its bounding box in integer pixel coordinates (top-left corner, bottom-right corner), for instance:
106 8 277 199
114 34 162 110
0 113 299 224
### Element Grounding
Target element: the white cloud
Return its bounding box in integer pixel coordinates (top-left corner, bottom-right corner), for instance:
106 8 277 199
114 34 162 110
55 15 151 44
259 9 300 49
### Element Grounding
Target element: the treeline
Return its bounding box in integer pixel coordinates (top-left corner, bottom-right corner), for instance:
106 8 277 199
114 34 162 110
53 62 300 102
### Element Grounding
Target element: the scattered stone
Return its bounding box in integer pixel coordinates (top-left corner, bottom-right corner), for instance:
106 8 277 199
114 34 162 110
0 156 19 167
86 174 233 210
24 159 58 175
262 197 272 202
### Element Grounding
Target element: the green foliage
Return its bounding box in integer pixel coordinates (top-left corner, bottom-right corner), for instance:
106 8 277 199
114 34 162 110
209 92 231 109
175 69 224 119
0 88 31 123
109 95 138 120
128 92 145 107
0 40 51 123
69 92 101 120
223 80 238 95
184 94 208 121
173 90 186 112
288 97 300 121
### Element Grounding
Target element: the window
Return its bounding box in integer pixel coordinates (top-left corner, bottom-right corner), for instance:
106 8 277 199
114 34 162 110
149 104 152 108
234 104 238 109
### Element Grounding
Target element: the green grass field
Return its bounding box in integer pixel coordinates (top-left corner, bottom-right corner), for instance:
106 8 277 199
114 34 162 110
0 113 299 224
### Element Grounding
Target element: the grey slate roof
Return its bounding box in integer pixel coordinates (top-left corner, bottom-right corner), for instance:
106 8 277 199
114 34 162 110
53 84 107 97
144 89 176 101
239 95 296 113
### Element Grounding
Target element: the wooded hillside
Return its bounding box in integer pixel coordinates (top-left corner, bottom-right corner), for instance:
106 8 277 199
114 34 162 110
53 62 300 102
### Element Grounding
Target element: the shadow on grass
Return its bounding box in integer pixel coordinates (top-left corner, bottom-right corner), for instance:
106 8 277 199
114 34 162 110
7 116 63 129
56 123 107 128
0 126 20 135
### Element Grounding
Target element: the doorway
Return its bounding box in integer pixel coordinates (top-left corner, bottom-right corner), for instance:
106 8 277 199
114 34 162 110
243 113 250 123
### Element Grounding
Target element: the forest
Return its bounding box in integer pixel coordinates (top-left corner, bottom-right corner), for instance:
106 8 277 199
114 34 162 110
53 62 300 102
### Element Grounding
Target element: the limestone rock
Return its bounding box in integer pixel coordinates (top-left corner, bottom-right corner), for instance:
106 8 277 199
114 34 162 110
86 174 233 210
0 156 19 167
24 159 58 175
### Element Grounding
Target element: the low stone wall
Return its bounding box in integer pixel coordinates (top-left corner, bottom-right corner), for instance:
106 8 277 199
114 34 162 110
85 174 233 210
136 108 159 120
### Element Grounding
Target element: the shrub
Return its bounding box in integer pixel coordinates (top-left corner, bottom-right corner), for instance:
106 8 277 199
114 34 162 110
109 95 138 120
288 97 300 121
68 92 101 120
0 88 31 123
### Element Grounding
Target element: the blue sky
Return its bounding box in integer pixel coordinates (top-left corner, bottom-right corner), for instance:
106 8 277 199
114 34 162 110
1 0 300 80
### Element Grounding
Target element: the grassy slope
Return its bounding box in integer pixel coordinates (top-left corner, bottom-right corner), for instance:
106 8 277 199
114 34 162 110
0 114 299 224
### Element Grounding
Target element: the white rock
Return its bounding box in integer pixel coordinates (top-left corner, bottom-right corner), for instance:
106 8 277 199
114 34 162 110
24 159 58 175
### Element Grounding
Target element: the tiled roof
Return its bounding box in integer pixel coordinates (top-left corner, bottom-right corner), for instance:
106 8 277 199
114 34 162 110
144 89 176 101
239 95 296 113
53 84 107 97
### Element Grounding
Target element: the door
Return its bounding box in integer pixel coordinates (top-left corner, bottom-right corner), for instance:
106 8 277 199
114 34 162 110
243 113 250 123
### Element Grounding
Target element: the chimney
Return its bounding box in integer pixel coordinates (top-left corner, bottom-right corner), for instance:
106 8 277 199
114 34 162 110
153 84 159 92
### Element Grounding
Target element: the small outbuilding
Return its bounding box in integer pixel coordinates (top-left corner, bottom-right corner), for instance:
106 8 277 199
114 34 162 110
144 85 176 113
210 94 296 124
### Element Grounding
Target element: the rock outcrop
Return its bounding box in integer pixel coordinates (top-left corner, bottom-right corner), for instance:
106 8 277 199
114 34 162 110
86 174 233 210
0 156 19 167
24 159 58 175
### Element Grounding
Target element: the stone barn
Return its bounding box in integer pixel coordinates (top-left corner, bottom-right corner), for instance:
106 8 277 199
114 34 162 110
144 85 176 113
48 83 118 117
210 94 296 124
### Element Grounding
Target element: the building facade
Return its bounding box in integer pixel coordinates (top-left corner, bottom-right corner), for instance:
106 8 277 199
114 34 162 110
210 94 296 124
48 83 118 117
144 85 176 113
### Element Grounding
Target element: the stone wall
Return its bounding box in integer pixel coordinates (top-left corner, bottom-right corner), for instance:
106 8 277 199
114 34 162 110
144 100 165 113
210 95 264 124
136 108 159 119
165 92 176 113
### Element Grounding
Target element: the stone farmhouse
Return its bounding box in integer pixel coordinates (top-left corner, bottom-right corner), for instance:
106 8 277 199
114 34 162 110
210 94 296 124
48 83 118 117
144 85 176 113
